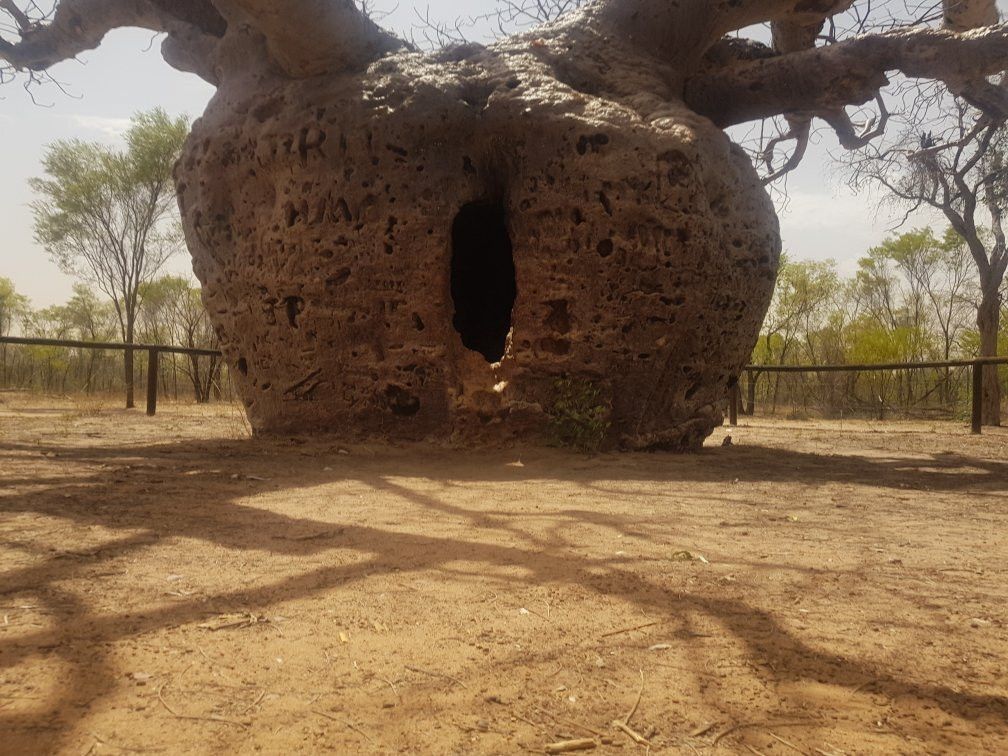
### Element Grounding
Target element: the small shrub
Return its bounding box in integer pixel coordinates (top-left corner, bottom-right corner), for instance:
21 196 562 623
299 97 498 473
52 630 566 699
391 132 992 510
72 395 106 417
548 377 611 451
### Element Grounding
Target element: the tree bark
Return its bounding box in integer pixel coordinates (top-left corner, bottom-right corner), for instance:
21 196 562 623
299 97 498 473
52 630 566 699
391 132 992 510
85 349 96 394
977 284 1002 425
213 0 403 78
685 24 1008 128
0 0 225 82
187 352 204 403
591 0 855 65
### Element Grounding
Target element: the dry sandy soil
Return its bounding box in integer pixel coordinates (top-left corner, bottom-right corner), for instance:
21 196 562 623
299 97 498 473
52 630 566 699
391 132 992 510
1 394 1006 755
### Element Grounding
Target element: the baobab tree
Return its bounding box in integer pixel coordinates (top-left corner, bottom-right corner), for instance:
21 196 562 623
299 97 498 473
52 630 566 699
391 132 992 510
2 0 1006 447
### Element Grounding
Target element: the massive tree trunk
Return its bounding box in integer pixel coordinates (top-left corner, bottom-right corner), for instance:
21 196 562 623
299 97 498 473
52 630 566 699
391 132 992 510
177 23 781 449
3 0 1006 447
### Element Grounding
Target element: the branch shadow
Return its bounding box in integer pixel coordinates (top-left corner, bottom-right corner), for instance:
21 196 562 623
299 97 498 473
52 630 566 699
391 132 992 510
1 434 1006 751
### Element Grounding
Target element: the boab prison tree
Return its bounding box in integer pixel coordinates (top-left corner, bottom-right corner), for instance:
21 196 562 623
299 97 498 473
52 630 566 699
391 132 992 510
2 0 1006 448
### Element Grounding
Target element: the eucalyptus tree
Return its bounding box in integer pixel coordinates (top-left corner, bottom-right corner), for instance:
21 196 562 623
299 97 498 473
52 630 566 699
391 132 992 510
29 109 189 408
0 277 29 385
754 255 840 412
139 276 222 402
868 228 977 363
0 276 27 337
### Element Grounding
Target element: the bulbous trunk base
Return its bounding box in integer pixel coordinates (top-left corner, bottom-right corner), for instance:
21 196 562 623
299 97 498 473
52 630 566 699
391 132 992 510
177 44 780 449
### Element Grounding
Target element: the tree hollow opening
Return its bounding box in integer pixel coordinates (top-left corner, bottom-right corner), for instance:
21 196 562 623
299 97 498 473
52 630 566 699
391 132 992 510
450 200 516 362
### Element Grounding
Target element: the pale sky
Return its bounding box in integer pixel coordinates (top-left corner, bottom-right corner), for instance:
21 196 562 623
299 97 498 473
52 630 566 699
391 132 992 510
0 0 983 310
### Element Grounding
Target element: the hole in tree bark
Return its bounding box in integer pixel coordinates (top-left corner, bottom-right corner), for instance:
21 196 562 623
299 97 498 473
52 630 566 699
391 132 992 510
284 296 304 328
384 384 420 416
450 200 517 363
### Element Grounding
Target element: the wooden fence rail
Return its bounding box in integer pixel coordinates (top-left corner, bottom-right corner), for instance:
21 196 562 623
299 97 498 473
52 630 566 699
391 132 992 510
729 357 1008 434
3 336 1006 432
0 335 222 416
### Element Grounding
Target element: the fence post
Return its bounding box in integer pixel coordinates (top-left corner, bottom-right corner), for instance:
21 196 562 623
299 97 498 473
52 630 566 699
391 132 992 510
971 360 983 434
745 369 756 416
729 381 739 426
146 348 160 416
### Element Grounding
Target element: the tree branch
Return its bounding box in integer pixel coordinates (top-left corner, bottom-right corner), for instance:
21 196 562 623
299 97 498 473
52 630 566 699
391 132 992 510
685 23 1008 128
0 0 31 31
761 116 811 184
213 0 405 77
590 0 855 65
942 0 1000 32
820 96 890 149
0 0 225 83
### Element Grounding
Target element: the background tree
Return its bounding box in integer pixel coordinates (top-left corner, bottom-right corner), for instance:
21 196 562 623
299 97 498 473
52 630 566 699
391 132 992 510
0 277 27 336
0 280 232 399
10 285 118 394
753 256 840 412
29 109 189 408
19 302 75 392
61 284 118 392
0 276 29 385
886 229 977 362
138 276 222 403
848 94 1006 423
750 225 1005 419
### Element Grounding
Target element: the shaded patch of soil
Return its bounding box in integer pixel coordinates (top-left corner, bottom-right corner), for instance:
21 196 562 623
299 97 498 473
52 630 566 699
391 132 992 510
1 397 1006 754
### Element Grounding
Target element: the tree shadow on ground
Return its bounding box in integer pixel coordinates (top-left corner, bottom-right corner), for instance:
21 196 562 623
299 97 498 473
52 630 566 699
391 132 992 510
3 433 1008 492
1 435 1006 751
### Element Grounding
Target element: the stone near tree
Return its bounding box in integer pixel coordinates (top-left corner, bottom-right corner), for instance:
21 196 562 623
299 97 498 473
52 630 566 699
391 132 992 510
3 0 1006 447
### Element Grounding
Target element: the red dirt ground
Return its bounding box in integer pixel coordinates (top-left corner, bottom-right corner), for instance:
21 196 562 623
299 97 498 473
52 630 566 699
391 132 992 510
1 395 1006 754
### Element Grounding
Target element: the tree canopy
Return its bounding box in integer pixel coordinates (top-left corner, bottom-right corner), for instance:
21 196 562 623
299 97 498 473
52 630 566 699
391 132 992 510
751 230 1005 418
0 277 27 333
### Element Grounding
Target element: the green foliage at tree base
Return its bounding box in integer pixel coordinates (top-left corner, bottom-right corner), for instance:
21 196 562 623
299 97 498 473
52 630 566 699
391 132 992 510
547 376 611 452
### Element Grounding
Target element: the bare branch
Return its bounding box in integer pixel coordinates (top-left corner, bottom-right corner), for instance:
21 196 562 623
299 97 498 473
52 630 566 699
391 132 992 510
761 116 811 184
0 0 31 31
821 96 891 149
